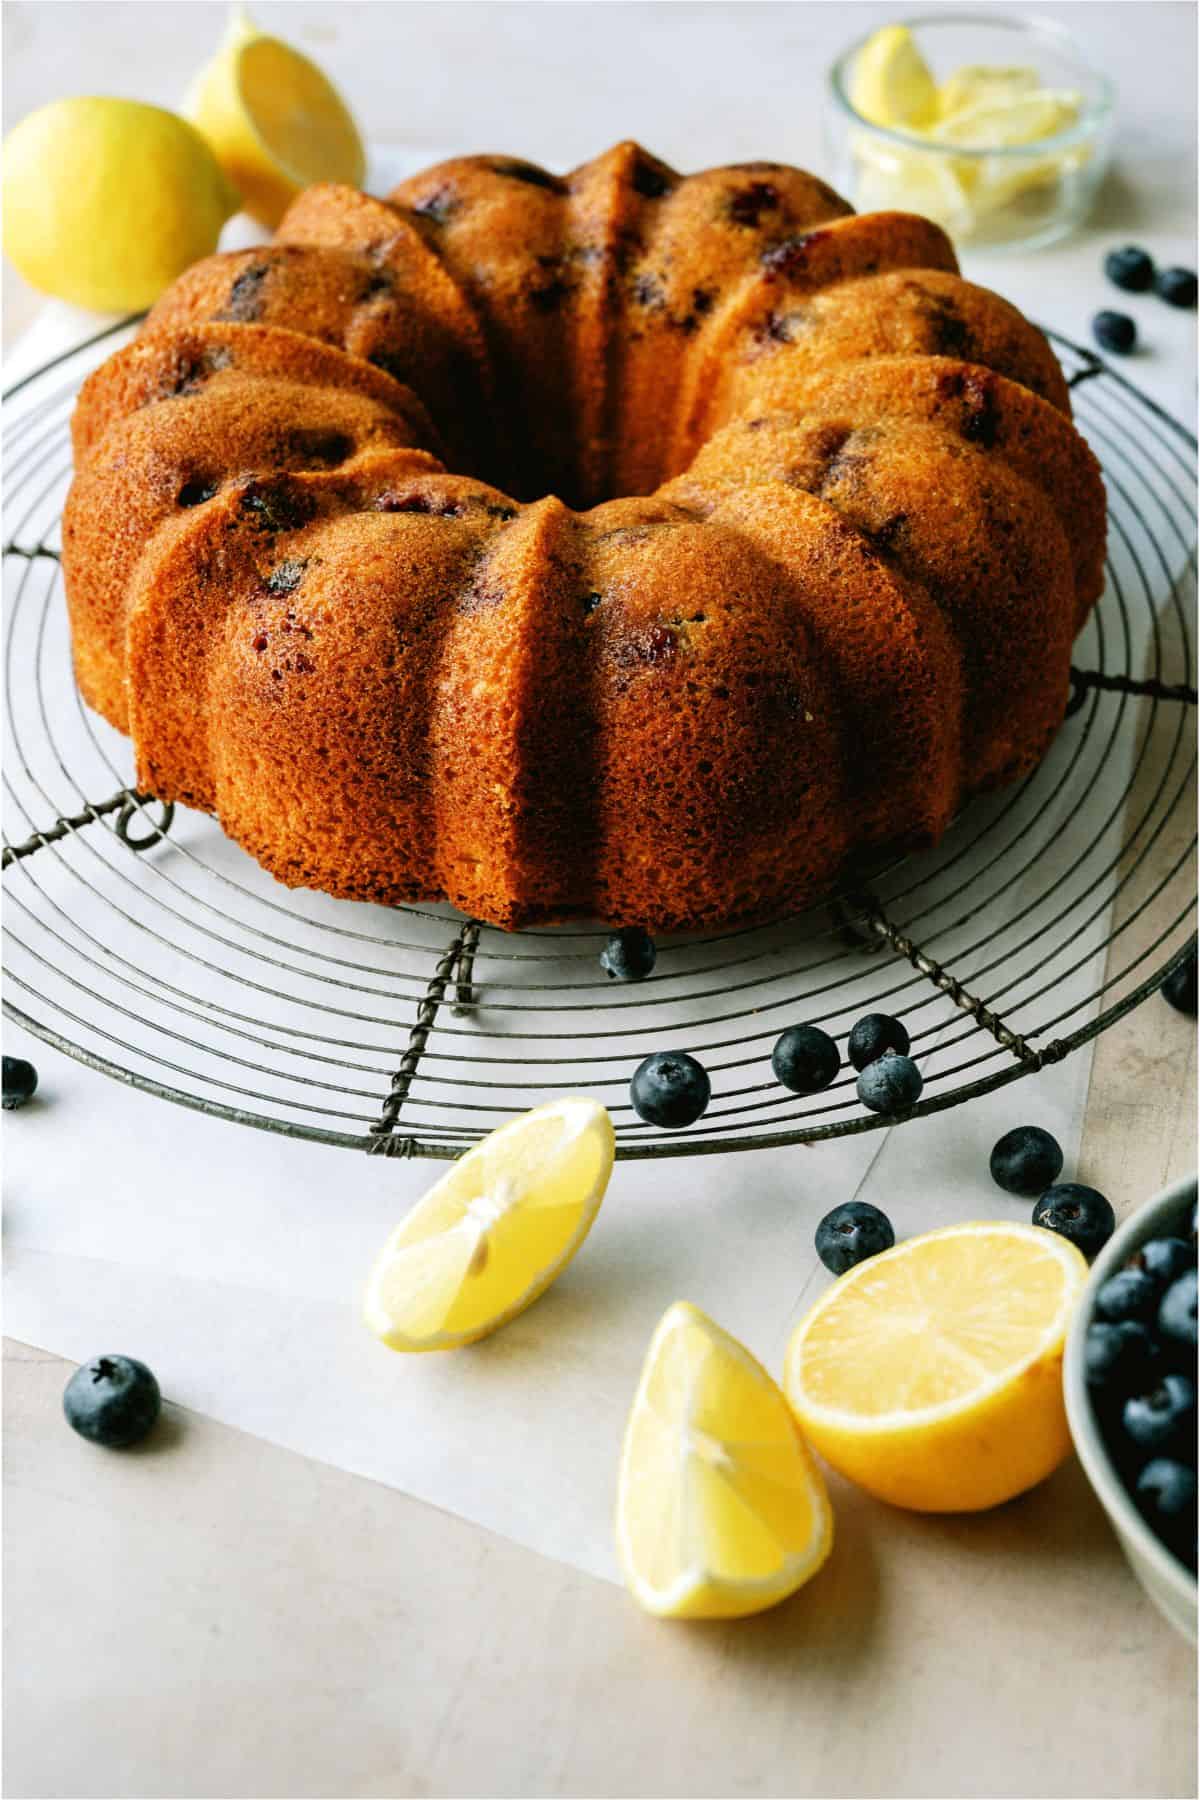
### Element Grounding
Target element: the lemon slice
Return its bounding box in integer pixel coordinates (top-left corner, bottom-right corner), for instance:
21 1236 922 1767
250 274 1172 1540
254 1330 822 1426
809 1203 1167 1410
616 1302 833 1619
931 89 1082 150
850 25 938 130
784 1221 1088 1513
363 1097 613 1352
852 133 975 234
186 6 365 227
936 64 1041 121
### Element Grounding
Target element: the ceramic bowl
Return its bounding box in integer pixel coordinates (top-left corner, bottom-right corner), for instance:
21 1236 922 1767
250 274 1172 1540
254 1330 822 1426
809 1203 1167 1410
1063 1173 1197 1642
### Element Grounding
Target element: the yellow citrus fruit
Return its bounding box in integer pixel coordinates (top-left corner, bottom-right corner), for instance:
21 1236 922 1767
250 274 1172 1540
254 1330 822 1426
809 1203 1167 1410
186 6 365 227
850 25 939 131
935 63 1041 122
784 1221 1089 1513
363 1097 613 1352
2 97 239 312
616 1301 833 1619
931 89 1082 150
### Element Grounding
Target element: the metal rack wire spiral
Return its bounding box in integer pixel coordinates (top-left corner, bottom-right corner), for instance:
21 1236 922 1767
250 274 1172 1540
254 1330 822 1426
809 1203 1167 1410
3 323 1196 1160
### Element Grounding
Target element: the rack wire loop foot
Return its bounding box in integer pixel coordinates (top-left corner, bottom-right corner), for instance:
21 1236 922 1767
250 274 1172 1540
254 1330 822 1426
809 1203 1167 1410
2 787 173 870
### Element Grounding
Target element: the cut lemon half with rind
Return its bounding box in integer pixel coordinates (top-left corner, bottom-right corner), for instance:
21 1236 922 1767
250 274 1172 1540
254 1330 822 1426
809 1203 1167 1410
784 1221 1088 1513
186 6 365 227
363 1097 614 1352
617 1302 833 1620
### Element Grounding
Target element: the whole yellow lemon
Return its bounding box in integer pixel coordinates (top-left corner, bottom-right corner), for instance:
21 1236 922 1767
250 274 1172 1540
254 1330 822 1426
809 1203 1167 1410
2 97 240 313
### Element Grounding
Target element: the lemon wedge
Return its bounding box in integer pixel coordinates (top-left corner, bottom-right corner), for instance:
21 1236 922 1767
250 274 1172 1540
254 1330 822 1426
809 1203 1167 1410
2 97 239 312
850 24 939 130
852 135 975 235
931 88 1082 149
616 1301 833 1620
936 63 1041 121
363 1097 614 1352
186 6 365 227
784 1221 1088 1513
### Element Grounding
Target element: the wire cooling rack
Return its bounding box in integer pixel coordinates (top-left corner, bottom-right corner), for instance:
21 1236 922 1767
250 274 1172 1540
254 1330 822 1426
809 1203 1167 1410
3 323 1196 1160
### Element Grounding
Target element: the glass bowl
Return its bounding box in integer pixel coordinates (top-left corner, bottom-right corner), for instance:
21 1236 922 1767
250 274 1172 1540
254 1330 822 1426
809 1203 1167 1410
825 11 1115 251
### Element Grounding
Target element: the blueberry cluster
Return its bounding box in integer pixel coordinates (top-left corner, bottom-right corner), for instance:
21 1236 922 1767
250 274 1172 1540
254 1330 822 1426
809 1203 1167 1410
989 1124 1117 1259
1084 1201 1198 1573
1094 245 1197 356
628 1000 923 1132
770 1011 922 1115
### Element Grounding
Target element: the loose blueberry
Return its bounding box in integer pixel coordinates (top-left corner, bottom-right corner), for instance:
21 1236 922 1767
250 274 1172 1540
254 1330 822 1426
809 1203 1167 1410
630 1050 711 1128
989 1124 1064 1198
600 927 656 982
1162 945 1197 1015
815 1200 895 1275
1096 1266 1161 1325
772 1024 840 1094
1135 1457 1197 1549
2 1055 38 1110
62 1355 161 1449
1129 1236 1194 1289
1084 1320 1159 1396
1092 310 1137 355
1122 1373 1197 1458
1157 267 1198 309
1159 1269 1198 1353
1032 1182 1115 1258
856 1050 922 1116
1104 246 1155 292
847 1013 910 1072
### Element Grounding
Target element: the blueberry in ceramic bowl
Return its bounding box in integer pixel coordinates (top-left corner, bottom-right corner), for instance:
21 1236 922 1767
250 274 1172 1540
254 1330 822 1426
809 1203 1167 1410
1064 1174 1198 1642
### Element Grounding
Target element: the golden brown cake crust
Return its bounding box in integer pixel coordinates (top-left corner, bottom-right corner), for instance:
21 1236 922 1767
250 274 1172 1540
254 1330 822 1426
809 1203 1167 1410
62 144 1107 933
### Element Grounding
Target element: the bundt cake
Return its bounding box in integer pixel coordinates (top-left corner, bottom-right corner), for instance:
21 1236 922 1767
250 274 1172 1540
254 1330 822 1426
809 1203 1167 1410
62 143 1106 932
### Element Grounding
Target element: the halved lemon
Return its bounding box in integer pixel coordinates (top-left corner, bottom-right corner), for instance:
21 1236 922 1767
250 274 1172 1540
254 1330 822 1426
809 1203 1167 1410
850 25 939 131
363 1097 614 1352
186 6 365 227
617 1302 833 1619
784 1221 1088 1513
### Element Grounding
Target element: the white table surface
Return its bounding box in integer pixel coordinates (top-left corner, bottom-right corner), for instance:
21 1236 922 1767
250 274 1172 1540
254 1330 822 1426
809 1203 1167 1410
3 5 1198 1798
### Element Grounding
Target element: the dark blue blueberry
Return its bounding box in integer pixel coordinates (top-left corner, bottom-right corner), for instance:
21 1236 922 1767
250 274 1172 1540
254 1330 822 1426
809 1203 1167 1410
989 1124 1064 1198
630 1051 710 1128
2 1055 38 1110
847 1013 910 1072
1129 1236 1194 1290
856 1050 922 1115
1122 1373 1196 1458
815 1201 895 1275
63 1355 161 1449
1104 246 1155 292
1092 310 1137 354
772 1024 840 1094
1096 1267 1161 1325
1135 1458 1197 1551
1157 267 1197 309
1032 1183 1115 1258
1084 1320 1159 1396
1162 945 1197 1015
600 927 656 982
1159 1269 1198 1353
